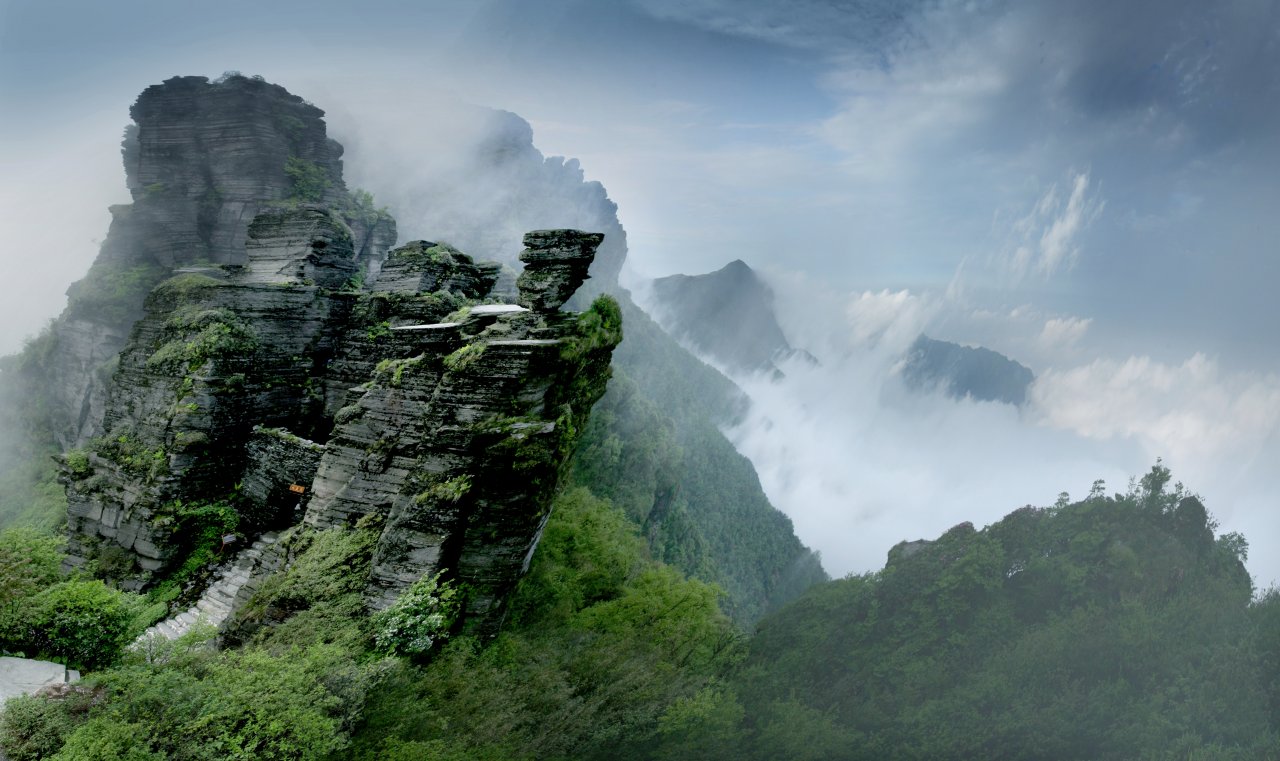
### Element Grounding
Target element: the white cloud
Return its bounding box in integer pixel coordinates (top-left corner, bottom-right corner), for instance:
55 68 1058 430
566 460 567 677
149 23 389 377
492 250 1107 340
1030 353 1280 466
1039 315 1092 351
844 288 934 350
720 269 1280 588
815 19 1013 183
1003 171 1104 281
722 270 1130 576
725 331 1133 580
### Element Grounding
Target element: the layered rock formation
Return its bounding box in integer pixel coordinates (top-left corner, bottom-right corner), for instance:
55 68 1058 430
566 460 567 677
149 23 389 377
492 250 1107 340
900 335 1034 406
26 74 396 449
306 230 618 631
60 203 618 633
515 230 604 311
15 72 821 639
371 240 500 296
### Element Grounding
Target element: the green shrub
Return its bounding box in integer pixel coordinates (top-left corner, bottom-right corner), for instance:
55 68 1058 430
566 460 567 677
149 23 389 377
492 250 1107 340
343 188 392 227
0 694 83 761
64 262 166 327
89 642 365 759
146 307 258 373
149 497 239 589
50 717 163 761
284 157 331 202
243 526 377 619
0 527 63 605
443 342 485 373
372 573 458 657
0 528 66 649
150 273 221 299
63 450 90 478
0 451 68 533
28 580 137 670
347 488 740 759
88 433 167 483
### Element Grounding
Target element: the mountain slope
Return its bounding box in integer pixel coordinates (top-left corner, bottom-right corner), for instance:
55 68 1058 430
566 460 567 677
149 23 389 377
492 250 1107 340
572 293 826 623
666 465 1279 760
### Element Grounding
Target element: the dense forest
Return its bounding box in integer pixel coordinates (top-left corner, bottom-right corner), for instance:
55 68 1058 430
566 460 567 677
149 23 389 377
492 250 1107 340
1 458 1277 759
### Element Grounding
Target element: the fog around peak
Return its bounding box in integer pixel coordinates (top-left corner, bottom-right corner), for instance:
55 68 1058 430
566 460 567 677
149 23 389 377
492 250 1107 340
704 268 1280 587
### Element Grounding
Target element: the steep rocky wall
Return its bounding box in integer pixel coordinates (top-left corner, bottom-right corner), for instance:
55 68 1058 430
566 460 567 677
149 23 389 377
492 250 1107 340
240 427 325 529
124 74 347 267
29 75 396 449
318 239 502 420
304 230 619 634
60 210 618 637
61 206 363 584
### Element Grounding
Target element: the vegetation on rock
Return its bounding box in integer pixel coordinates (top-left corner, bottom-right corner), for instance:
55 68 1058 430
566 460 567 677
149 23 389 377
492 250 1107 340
284 157 332 203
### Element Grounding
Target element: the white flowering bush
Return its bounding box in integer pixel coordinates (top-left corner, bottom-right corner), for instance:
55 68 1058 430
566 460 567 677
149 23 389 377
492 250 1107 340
371 572 459 657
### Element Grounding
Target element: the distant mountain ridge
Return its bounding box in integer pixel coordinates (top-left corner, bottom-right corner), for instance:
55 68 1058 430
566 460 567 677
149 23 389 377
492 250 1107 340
649 259 807 376
900 334 1035 406
646 260 1033 410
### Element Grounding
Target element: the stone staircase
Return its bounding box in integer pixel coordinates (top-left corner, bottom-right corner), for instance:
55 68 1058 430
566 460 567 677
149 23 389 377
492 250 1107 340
133 532 285 646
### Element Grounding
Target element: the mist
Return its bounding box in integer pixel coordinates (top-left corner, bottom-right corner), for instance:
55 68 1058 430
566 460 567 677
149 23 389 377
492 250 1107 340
675 269 1280 589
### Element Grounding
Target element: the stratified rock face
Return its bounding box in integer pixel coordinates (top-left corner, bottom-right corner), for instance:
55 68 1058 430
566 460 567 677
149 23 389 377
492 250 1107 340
372 241 501 296
62 208 364 584
515 230 603 312
239 427 325 529
241 205 359 287
29 75 396 449
124 75 347 266
58 172 618 633
305 233 620 634
649 259 802 375
900 335 1034 406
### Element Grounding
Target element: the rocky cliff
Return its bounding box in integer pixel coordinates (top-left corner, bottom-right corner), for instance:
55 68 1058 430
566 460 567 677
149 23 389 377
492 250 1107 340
26 74 397 450
60 210 616 634
4 73 820 635
38 76 618 636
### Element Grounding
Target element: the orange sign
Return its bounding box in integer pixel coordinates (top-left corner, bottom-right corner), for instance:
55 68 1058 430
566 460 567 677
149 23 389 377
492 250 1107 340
288 484 306 494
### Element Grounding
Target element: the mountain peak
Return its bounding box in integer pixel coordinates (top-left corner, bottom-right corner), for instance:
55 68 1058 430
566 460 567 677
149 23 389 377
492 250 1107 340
649 260 798 375
900 334 1034 405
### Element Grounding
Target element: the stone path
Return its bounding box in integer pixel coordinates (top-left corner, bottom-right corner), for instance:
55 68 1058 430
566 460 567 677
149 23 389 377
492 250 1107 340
0 657 78 703
133 532 284 646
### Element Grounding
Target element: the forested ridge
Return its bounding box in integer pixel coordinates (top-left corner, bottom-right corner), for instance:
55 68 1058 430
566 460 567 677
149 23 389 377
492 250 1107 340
2 451 1276 759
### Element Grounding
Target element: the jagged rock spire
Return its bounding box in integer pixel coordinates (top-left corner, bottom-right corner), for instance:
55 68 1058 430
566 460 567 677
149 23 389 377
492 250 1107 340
516 229 604 311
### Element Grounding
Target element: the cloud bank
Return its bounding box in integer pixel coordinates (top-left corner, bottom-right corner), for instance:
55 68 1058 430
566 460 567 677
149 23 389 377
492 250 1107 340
718 270 1280 589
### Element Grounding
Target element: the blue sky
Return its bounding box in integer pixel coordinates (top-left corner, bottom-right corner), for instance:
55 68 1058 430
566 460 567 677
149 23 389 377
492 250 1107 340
2 0 1279 582
3 0 1277 366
